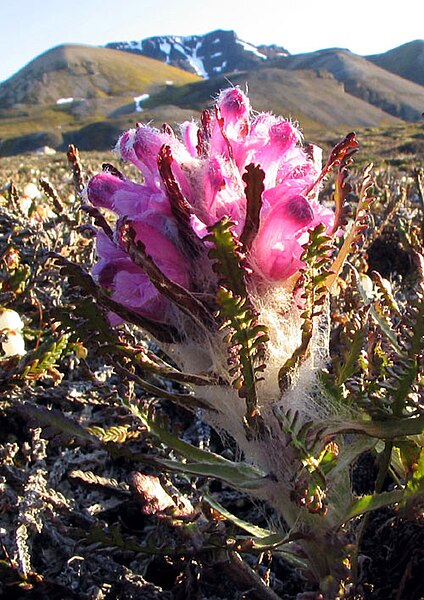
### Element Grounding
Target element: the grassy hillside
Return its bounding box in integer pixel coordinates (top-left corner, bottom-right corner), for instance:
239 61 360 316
143 67 401 131
0 44 201 108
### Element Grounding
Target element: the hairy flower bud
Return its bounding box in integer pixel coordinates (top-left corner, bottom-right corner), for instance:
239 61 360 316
88 86 334 325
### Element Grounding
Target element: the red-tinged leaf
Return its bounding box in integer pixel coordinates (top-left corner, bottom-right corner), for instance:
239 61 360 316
66 144 84 195
240 164 265 250
157 144 203 257
81 204 114 239
118 220 216 331
305 132 359 196
129 472 176 516
102 162 125 180
215 105 233 159
161 122 175 137
196 109 212 157
325 132 359 170
331 165 352 235
325 164 375 291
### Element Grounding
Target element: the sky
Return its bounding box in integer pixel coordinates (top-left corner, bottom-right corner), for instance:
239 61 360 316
2 0 423 82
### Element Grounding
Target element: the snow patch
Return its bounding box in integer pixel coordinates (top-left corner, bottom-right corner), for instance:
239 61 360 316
159 41 172 56
213 61 227 73
237 39 267 59
56 97 74 104
129 40 142 51
187 41 208 78
134 93 150 112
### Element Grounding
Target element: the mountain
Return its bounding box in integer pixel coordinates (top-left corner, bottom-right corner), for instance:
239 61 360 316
366 40 424 87
147 68 401 130
0 44 201 108
1 32 424 156
106 29 290 78
273 48 424 121
105 31 424 121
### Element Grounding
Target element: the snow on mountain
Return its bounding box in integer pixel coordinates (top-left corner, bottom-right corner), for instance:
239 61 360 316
106 29 289 79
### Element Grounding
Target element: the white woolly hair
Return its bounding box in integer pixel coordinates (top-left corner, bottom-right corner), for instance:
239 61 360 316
165 282 337 467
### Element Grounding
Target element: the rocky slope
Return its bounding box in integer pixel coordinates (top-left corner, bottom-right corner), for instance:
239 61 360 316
106 29 289 78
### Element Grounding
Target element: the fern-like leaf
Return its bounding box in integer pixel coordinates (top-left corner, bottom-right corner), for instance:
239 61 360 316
68 470 130 494
326 163 375 290
279 224 334 391
206 218 269 420
240 163 265 249
22 334 69 382
334 306 369 387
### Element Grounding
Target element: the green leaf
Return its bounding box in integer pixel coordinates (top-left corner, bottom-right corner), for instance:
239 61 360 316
279 224 333 391
335 307 368 386
203 493 308 567
351 266 402 353
203 492 272 537
402 446 424 510
206 216 248 297
13 402 99 446
325 414 424 439
124 401 267 487
22 334 69 380
206 218 269 419
216 287 268 415
155 457 267 489
340 489 404 524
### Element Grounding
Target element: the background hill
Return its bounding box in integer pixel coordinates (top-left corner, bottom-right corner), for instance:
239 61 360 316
274 48 424 121
0 31 423 156
0 44 200 108
367 40 424 86
144 68 401 130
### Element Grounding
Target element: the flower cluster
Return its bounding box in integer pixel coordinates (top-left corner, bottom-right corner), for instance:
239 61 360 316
87 87 334 325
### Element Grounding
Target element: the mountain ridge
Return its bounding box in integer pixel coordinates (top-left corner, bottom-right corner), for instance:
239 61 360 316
366 39 424 87
0 31 423 156
105 29 290 79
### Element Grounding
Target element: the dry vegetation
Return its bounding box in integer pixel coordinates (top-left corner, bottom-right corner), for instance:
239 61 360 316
0 126 423 599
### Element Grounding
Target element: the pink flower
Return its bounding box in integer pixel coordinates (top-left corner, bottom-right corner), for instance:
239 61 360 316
87 172 171 220
118 124 197 203
92 223 188 324
179 87 334 281
88 86 335 325
252 195 316 281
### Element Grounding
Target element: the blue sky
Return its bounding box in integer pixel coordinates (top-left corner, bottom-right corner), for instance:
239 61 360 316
2 0 423 82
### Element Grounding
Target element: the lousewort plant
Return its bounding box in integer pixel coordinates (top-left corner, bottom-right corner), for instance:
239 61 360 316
74 88 423 599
